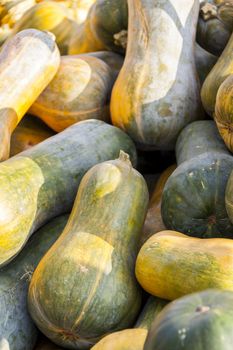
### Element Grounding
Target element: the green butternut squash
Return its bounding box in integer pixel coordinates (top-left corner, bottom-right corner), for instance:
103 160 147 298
10 116 55 157
0 29 60 161
111 0 203 150
225 162 233 224
201 31 233 115
11 1 78 54
197 1 231 56
195 43 218 84
144 289 233 350
0 119 136 267
161 120 233 238
30 55 114 132
91 297 168 350
0 215 68 350
136 230 233 300
28 152 148 349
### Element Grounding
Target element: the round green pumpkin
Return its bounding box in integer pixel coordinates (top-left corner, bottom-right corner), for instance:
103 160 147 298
144 289 233 350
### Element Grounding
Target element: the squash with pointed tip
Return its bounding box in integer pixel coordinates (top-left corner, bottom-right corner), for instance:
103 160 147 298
111 0 203 150
10 116 55 156
30 55 114 132
28 152 148 349
0 215 68 350
0 119 136 267
161 120 233 238
144 289 233 350
136 231 233 300
91 296 168 350
0 29 60 161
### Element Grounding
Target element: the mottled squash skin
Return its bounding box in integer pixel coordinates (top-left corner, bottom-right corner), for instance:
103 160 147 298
11 1 78 54
0 29 60 161
30 56 114 132
201 31 233 116
197 2 231 56
68 0 128 55
195 44 218 85
0 120 137 267
0 215 68 350
28 153 148 349
161 120 233 238
111 0 203 150
10 116 55 156
136 231 233 300
142 165 176 245
144 289 233 350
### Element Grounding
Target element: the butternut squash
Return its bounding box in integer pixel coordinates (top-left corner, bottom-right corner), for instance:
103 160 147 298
0 29 60 161
136 230 233 300
111 0 203 150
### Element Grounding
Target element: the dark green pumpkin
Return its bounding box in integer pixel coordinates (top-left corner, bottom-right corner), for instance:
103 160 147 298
161 120 233 238
144 289 233 350
0 215 68 350
28 152 148 349
195 43 218 85
0 119 136 267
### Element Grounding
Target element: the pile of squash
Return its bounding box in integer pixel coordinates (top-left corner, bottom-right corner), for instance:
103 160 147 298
1 0 233 349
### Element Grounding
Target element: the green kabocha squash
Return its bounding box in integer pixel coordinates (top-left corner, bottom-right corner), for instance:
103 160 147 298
0 119 136 267
161 120 233 238
111 0 203 150
91 296 168 350
201 31 233 115
215 74 233 152
197 1 231 56
68 0 128 55
11 1 78 54
144 289 233 350
0 215 68 350
195 43 218 84
30 55 114 132
28 152 149 349
136 230 233 300
10 115 55 156
0 29 60 161
218 1 233 31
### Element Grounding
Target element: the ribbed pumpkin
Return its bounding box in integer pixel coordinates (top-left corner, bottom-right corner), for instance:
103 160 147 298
111 0 203 150
0 119 136 267
0 29 60 161
144 289 233 350
161 120 233 238
28 152 148 349
201 31 233 116
30 55 114 132
91 297 168 350
10 116 55 156
136 231 233 300
142 165 176 245
68 0 128 54
0 215 68 350
197 1 231 56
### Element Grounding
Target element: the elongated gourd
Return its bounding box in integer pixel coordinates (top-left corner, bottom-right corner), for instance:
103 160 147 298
144 289 233 350
91 296 168 350
201 31 233 115
10 116 55 156
197 1 231 56
195 44 218 84
111 0 203 150
136 230 233 300
0 29 60 161
0 119 136 267
142 165 176 245
161 120 233 238
11 2 78 54
30 55 114 132
0 215 68 350
28 152 149 349
215 74 233 152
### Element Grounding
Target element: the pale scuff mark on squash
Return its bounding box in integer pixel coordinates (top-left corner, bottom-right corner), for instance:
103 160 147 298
95 163 121 198
0 338 10 350
170 0 195 26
